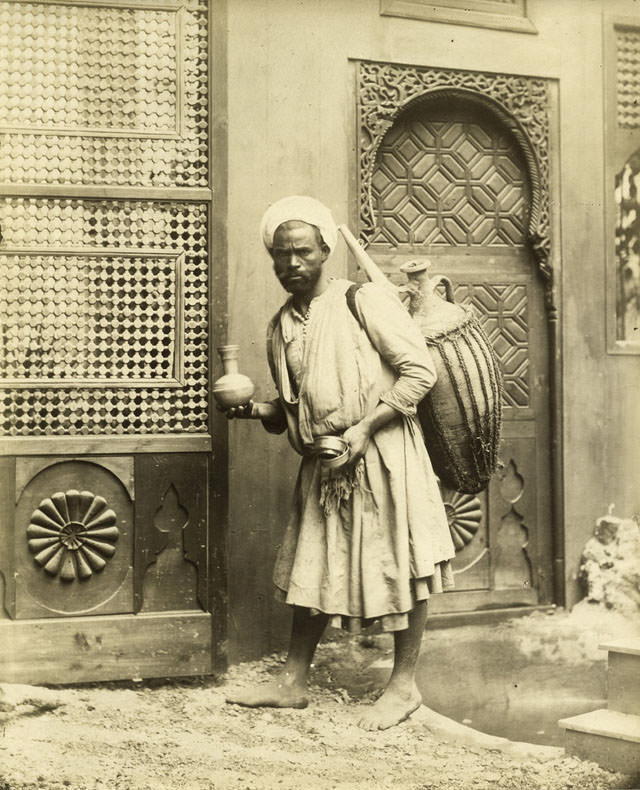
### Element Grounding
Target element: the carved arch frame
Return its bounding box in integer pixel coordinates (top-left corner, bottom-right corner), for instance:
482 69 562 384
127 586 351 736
356 60 555 309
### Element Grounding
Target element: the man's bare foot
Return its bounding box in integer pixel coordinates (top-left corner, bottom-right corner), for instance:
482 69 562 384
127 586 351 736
225 678 308 709
357 682 422 731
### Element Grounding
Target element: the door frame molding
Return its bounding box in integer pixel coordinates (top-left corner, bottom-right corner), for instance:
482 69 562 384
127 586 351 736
208 0 230 673
351 58 565 606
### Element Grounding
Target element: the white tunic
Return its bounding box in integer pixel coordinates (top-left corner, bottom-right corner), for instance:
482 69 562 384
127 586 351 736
267 279 455 631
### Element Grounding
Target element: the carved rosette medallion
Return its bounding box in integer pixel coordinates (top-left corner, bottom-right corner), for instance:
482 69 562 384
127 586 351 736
443 490 482 552
27 490 119 581
356 60 553 289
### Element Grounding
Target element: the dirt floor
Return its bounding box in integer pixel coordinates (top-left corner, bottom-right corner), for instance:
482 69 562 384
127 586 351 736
1 605 639 790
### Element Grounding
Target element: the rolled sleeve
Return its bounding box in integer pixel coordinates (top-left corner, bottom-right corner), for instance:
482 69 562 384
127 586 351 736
262 397 288 434
355 282 437 415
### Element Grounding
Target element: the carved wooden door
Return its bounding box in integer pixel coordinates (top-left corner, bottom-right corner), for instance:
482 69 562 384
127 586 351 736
368 96 554 614
0 0 215 682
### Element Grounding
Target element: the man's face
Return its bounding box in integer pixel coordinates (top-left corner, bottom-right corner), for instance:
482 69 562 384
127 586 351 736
271 221 329 298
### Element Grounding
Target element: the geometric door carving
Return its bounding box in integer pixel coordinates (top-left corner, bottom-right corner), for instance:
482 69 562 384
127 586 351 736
357 60 553 283
365 83 553 611
453 283 530 409
371 118 529 247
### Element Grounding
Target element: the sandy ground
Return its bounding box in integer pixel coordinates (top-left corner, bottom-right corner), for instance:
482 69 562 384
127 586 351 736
1 605 639 790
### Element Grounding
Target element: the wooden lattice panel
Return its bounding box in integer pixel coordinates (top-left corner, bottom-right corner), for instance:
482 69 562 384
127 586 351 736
0 0 208 187
0 251 181 386
454 283 530 409
371 117 528 247
617 28 640 129
0 198 208 436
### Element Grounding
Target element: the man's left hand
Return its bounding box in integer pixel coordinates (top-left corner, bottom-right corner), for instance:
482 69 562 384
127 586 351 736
342 422 372 466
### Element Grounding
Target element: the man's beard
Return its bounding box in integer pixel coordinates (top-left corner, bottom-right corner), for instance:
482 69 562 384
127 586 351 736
280 270 320 294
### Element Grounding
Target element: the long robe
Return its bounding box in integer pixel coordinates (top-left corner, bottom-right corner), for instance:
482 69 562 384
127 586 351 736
266 278 455 631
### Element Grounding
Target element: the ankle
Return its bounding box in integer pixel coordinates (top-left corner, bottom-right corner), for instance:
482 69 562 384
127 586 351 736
385 675 419 698
279 667 308 689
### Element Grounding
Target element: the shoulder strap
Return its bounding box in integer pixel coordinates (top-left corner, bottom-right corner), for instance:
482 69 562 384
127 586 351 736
345 283 363 324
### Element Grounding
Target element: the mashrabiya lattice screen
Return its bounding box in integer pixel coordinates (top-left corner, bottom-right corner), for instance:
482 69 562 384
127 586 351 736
0 250 183 387
617 27 640 129
0 198 209 437
0 0 208 187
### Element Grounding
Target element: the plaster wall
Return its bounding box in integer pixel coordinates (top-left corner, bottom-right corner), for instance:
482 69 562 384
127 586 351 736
222 0 640 661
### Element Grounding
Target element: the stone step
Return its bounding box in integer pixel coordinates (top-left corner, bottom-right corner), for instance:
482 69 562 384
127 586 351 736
559 708 640 774
601 638 640 716
601 637 640 658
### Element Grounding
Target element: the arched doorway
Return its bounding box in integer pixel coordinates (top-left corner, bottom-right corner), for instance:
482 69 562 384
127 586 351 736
365 91 554 613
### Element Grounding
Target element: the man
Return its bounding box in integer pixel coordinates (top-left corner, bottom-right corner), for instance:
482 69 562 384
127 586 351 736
224 196 455 730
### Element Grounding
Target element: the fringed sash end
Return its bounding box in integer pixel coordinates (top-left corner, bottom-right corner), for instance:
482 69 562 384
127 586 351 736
318 460 364 516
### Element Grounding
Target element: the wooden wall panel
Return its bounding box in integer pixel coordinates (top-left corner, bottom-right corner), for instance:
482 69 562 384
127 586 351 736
0 611 211 684
134 453 208 614
0 0 216 681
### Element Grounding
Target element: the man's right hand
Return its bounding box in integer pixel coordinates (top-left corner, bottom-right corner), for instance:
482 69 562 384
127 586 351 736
218 400 286 432
217 400 259 420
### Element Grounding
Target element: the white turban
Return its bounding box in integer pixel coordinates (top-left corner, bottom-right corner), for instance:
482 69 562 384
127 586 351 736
260 195 338 254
